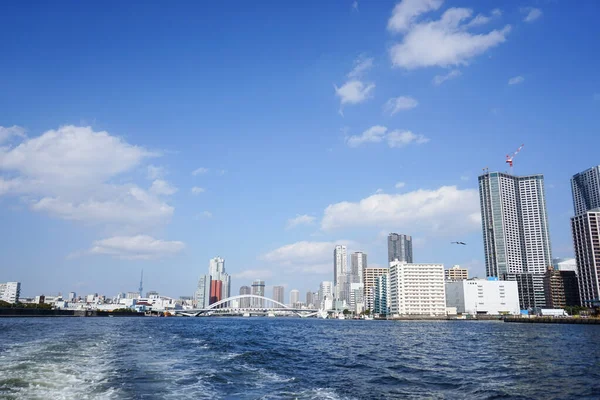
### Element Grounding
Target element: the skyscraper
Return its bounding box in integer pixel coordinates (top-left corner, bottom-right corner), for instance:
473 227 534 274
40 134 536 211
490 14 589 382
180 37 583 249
289 289 300 306
194 274 211 309
350 252 367 284
251 279 265 307
571 210 600 307
319 281 333 309
333 245 348 301
388 233 413 263
209 257 231 300
239 285 251 308
273 285 285 304
571 165 600 216
479 171 552 309
363 267 388 312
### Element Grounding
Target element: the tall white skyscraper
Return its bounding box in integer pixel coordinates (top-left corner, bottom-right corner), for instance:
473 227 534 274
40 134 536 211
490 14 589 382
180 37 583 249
388 233 413 263
289 289 300 306
351 252 367 284
209 256 230 299
571 165 600 216
273 286 285 304
333 245 348 301
479 172 552 278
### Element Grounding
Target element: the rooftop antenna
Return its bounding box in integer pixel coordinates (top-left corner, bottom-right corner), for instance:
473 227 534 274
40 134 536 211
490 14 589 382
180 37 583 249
139 269 144 297
505 144 524 174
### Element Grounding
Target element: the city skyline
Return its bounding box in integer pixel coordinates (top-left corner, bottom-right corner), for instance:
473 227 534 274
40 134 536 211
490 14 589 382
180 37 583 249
2 1 600 298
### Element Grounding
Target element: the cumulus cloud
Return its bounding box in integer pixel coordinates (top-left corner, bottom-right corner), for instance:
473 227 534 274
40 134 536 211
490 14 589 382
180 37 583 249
0 125 26 144
192 167 209 176
191 186 205 194
150 179 177 196
522 7 542 23
384 96 418 115
508 76 524 85
89 235 185 260
346 125 428 148
387 130 429 148
321 185 481 235
0 125 173 231
286 214 316 230
335 80 375 106
432 69 462 85
261 240 357 274
388 1 511 69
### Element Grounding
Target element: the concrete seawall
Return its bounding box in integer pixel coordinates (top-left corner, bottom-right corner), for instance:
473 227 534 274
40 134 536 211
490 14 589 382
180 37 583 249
0 308 145 317
504 317 600 324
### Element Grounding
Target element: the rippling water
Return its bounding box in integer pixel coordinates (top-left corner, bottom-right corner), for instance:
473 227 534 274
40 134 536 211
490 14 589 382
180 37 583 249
1 318 599 399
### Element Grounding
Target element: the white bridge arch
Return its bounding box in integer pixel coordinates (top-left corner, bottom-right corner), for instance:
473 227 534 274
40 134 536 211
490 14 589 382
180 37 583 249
175 294 320 317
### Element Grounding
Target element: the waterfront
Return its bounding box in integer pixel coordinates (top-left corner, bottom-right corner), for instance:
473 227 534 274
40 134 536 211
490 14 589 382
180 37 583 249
1 319 599 399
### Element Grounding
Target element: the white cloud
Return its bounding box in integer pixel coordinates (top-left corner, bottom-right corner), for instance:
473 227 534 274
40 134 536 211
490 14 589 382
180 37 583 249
232 269 274 279
389 4 511 69
0 125 172 230
388 0 443 33
321 185 481 235
352 0 358 11
384 96 418 115
147 165 166 180
335 80 375 105
395 182 406 189
89 235 185 260
191 186 205 194
387 130 429 148
192 167 209 176
491 9 502 17
508 76 524 85
432 69 462 85
346 126 429 148
286 214 316 230
150 179 177 196
261 240 357 274
347 56 373 78
522 7 542 23
0 125 26 144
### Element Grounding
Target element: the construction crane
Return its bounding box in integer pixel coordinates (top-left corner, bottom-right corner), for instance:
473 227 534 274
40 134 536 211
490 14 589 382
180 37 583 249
505 144 524 174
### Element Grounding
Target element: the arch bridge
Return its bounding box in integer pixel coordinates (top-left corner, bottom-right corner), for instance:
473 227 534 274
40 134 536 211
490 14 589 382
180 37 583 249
174 294 321 318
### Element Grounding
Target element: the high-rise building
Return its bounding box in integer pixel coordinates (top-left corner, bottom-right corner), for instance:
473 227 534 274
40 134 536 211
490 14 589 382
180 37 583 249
209 280 222 305
195 274 211 308
363 267 389 312
350 252 367 284
306 291 314 307
252 280 265 307
389 262 446 316
319 281 333 309
388 233 413 263
445 265 468 281
543 266 580 308
289 289 300 306
571 210 600 307
373 274 389 317
479 172 552 309
209 257 231 300
68 292 76 301
348 283 364 313
0 282 20 304
239 285 251 308
333 245 348 301
273 286 285 304
571 165 600 216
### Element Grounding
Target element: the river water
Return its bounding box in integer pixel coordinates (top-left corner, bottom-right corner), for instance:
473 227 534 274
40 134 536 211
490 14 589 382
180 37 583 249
0 318 598 399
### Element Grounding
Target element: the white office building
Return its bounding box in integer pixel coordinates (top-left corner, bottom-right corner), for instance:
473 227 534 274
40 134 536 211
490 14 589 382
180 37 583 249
0 282 21 304
389 262 446 316
445 279 520 315
333 245 348 301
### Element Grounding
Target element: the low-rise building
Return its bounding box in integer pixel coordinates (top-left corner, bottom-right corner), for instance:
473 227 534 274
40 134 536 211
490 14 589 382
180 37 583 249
544 266 580 308
445 278 520 315
445 265 468 281
389 262 446 316
0 282 21 304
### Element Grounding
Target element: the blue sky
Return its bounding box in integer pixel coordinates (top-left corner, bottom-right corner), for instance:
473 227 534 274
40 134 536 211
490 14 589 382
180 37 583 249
1 0 599 301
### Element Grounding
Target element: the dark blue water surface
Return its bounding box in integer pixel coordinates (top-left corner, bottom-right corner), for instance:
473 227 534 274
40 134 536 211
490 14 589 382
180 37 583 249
0 318 599 399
